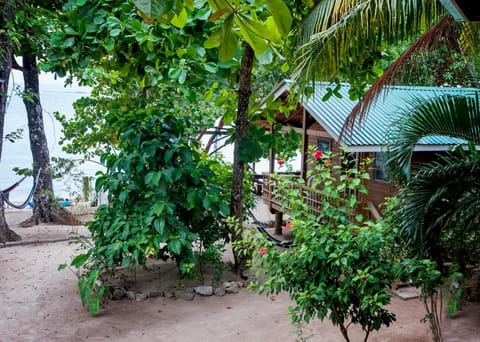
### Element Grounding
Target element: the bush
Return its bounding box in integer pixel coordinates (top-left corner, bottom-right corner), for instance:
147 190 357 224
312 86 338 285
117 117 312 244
242 149 441 341
71 109 231 315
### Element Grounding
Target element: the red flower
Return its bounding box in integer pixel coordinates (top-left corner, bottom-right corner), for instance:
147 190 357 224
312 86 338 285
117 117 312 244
283 222 293 230
314 150 323 159
325 159 332 167
260 247 266 256
277 158 285 166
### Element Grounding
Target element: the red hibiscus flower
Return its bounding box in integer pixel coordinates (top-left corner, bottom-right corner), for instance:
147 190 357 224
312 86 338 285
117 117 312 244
314 150 323 159
277 158 285 166
283 222 293 230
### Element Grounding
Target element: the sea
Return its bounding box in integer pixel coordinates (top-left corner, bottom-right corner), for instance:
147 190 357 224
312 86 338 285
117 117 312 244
1 71 99 202
1 70 299 203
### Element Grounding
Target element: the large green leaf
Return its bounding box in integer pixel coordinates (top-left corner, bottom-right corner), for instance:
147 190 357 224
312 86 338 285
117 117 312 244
236 16 268 55
133 0 176 18
219 14 237 61
265 0 292 37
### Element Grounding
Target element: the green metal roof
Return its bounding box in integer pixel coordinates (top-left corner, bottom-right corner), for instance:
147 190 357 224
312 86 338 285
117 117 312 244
301 83 477 152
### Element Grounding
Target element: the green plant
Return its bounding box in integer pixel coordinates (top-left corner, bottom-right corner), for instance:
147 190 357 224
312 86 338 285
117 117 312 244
71 109 231 315
193 243 228 285
242 149 442 341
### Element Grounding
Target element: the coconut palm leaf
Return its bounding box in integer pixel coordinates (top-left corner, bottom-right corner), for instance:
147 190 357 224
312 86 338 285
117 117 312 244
385 93 480 183
343 15 480 133
292 0 445 90
397 147 480 261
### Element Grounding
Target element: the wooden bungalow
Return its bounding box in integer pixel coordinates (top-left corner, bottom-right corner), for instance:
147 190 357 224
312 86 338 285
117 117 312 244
258 80 474 232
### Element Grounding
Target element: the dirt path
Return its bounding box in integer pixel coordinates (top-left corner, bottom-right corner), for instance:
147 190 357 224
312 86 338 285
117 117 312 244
0 208 478 341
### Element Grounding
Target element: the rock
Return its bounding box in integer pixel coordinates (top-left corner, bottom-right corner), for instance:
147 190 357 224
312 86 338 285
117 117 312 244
163 289 175 298
175 288 195 301
214 287 226 297
126 290 136 300
111 287 127 300
224 281 240 294
194 286 213 296
136 293 148 301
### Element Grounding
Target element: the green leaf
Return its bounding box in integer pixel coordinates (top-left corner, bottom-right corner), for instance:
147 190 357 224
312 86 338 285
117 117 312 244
71 254 89 268
238 14 276 42
204 30 222 49
61 37 75 48
204 62 218 73
134 0 176 18
219 14 237 62
236 17 268 56
169 239 182 255
121 256 132 268
58 263 67 271
153 202 165 215
89 298 100 316
265 0 292 37
178 69 187 84
171 7 188 28
168 67 181 80
77 0 87 6
447 298 458 318
256 47 273 65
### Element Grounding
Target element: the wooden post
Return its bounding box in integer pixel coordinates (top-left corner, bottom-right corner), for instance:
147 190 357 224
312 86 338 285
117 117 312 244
300 108 308 181
274 210 283 235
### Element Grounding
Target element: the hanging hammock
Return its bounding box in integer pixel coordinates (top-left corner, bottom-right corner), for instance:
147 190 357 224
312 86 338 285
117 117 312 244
1 169 41 209
247 208 292 248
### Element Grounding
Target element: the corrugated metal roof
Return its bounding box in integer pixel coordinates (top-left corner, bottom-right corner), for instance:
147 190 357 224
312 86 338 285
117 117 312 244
301 83 477 149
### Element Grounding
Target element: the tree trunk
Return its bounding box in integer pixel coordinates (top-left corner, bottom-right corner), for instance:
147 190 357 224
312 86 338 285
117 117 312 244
230 43 254 273
0 1 21 242
21 55 78 226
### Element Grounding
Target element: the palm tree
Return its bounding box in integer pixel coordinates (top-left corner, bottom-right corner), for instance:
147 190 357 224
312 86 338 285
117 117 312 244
385 93 480 268
290 0 479 129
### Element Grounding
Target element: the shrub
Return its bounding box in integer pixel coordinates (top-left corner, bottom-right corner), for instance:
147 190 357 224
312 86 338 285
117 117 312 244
71 109 231 315
242 149 441 341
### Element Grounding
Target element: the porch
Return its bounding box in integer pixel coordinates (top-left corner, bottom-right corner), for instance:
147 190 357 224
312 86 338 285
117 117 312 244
260 172 324 233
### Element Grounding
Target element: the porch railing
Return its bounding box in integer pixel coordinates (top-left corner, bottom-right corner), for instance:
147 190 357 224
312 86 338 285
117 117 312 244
261 173 323 217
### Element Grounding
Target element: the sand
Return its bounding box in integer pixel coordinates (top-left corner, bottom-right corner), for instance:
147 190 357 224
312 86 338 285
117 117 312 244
1 207 478 341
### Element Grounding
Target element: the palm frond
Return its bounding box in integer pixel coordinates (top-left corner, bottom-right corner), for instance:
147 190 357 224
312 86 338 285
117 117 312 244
398 151 480 257
385 93 480 182
342 15 469 133
292 0 444 93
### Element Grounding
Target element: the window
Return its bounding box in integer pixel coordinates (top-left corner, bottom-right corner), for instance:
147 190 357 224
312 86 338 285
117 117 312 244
317 139 331 154
374 152 389 182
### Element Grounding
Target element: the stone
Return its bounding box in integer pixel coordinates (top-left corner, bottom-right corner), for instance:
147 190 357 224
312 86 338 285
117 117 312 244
194 286 213 296
214 287 226 297
111 287 127 300
163 288 175 298
135 293 148 301
126 290 136 300
224 281 240 294
175 288 195 301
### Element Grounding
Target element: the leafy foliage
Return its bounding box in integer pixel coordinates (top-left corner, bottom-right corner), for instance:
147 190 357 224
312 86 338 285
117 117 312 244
386 93 480 183
291 0 446 97
69 109 235 315
89 109 230 272
241 149 440 341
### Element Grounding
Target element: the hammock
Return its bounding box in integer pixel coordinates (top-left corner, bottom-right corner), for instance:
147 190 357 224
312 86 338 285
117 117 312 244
248 208 292 248
1 169 41 209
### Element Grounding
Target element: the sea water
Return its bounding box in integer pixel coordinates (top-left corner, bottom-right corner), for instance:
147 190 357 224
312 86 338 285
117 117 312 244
1 71 99 202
